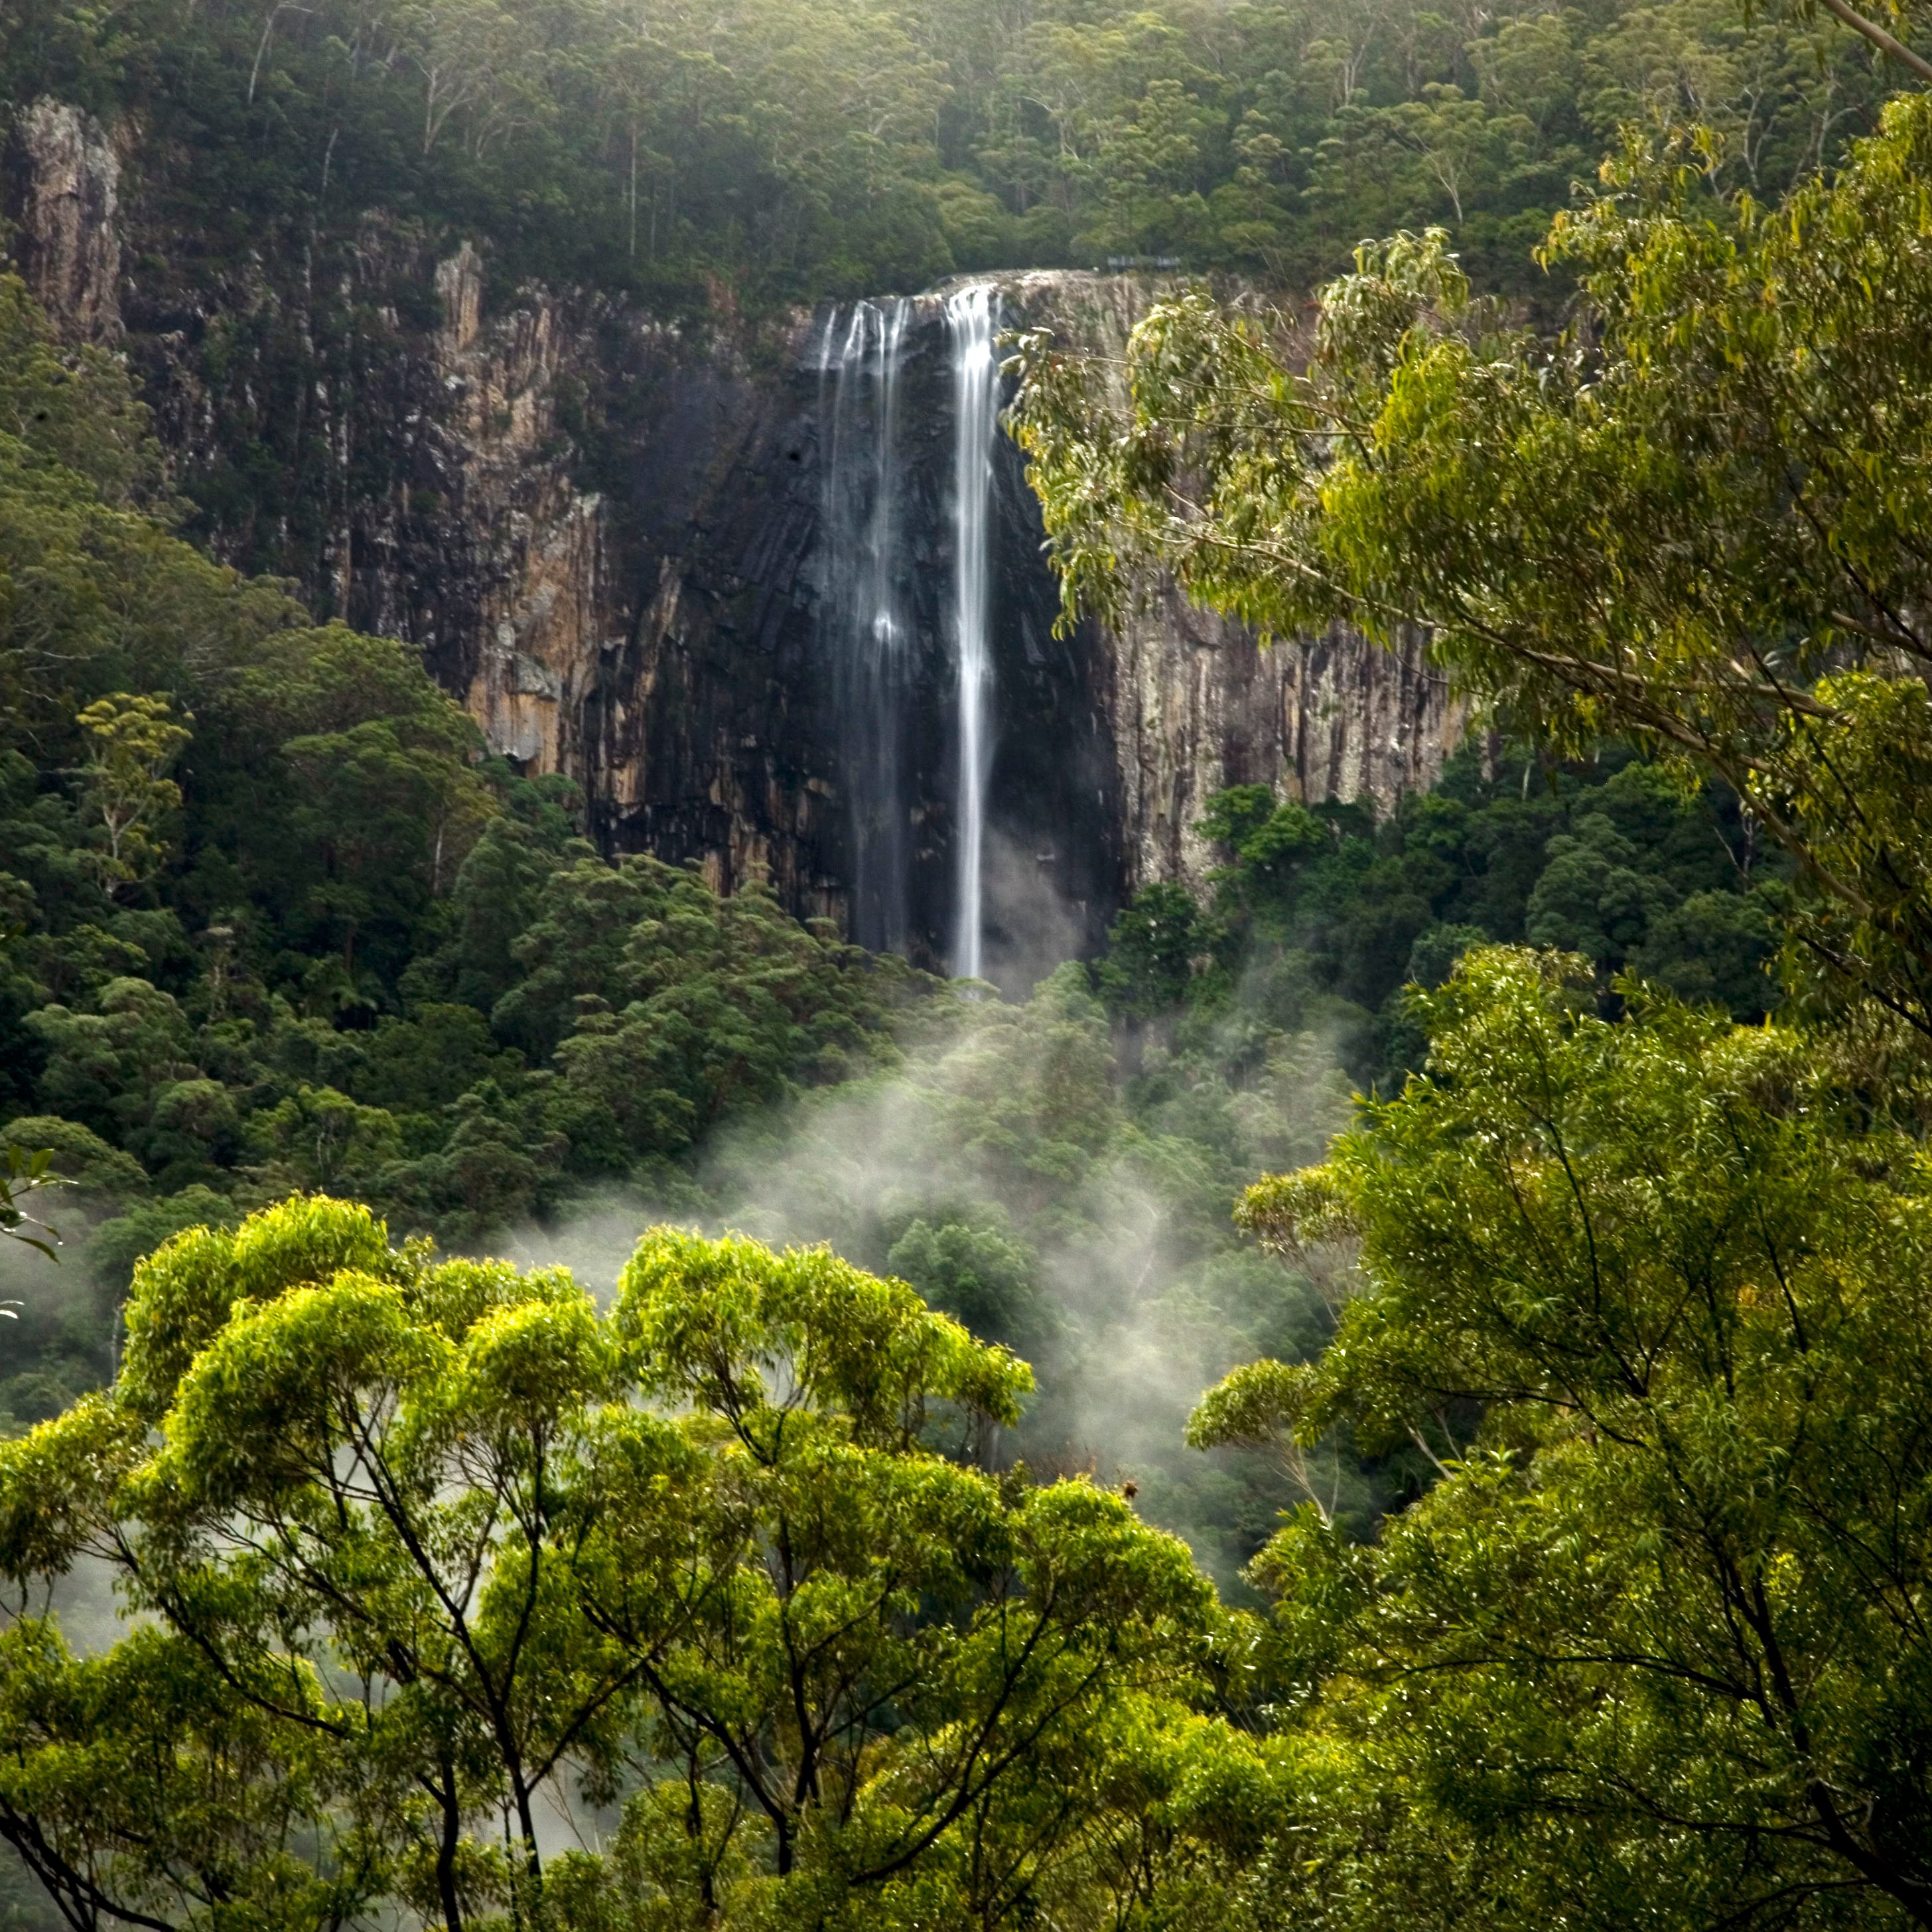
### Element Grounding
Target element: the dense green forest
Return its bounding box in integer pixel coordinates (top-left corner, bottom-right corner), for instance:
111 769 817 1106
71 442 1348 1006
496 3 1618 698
0 238 1781 1519
0 0 1905 309
5 0 1932 1915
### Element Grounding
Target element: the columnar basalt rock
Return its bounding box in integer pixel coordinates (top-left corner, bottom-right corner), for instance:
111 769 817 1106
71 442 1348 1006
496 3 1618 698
3 105 1462 962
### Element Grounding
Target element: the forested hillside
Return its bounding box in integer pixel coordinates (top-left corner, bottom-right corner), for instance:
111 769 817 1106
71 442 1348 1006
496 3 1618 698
0 219 1785 1576
0 0 1899 309
5 0 1932 1917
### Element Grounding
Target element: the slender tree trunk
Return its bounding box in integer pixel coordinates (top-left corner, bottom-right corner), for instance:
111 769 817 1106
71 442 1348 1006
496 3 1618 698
629 124 640 259
436 1763 465 1932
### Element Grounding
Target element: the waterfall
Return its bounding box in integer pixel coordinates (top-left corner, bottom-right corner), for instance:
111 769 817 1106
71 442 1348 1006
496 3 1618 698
816 298 913 953
813 286 1001 975
947 285 999 983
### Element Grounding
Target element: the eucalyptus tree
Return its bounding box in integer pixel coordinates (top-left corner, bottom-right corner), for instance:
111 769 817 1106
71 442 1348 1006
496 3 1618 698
0 1196 1245 1930
1193 947 1932 1930
1012 84 1932 1026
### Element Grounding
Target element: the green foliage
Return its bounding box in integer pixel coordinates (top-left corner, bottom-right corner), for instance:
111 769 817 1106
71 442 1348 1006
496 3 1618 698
0 257 921 1175
1016 53 1932 1927
0 1196 1246 1930
18 953 1931 1929
71 693 191 899
0 0 1899 326
0 263 948 1452
1095 745 1781 1108
1015 85 1932 1028
0 273 165 507
1208 946 1932 1928
1097 878 1204 1020
886 1208 1050 1357
8 33 1932 1928
687 957 1366 1588
547 862 920 1166
0 1148 66 1262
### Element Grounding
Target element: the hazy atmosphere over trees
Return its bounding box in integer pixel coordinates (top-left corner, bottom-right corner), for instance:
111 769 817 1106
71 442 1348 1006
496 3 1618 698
3 0 1932 1920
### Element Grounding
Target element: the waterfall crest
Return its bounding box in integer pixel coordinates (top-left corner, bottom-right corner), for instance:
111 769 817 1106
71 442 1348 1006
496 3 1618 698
817 299 913 953
947 285 999 984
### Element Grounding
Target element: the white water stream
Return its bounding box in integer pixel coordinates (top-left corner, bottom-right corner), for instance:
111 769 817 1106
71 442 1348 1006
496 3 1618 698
817 297 913 953
947 284 999 983
813 285 1000 974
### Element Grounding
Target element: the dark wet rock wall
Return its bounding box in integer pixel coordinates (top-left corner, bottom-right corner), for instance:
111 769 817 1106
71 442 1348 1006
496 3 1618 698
5 102 1460 977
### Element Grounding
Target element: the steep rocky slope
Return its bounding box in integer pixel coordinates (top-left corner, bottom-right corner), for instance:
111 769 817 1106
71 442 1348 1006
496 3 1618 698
999 271 1455 898
4 97 1460 974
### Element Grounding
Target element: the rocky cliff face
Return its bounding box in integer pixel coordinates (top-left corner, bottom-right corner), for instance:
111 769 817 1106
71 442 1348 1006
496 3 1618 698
1101 586 1453 892
3 100 123 342
995 271 1460 894
4 99 1461 975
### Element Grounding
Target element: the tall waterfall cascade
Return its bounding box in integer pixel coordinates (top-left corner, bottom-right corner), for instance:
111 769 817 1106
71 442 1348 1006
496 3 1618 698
947 285 999 983
815 298 914 953
812 285 1003 974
